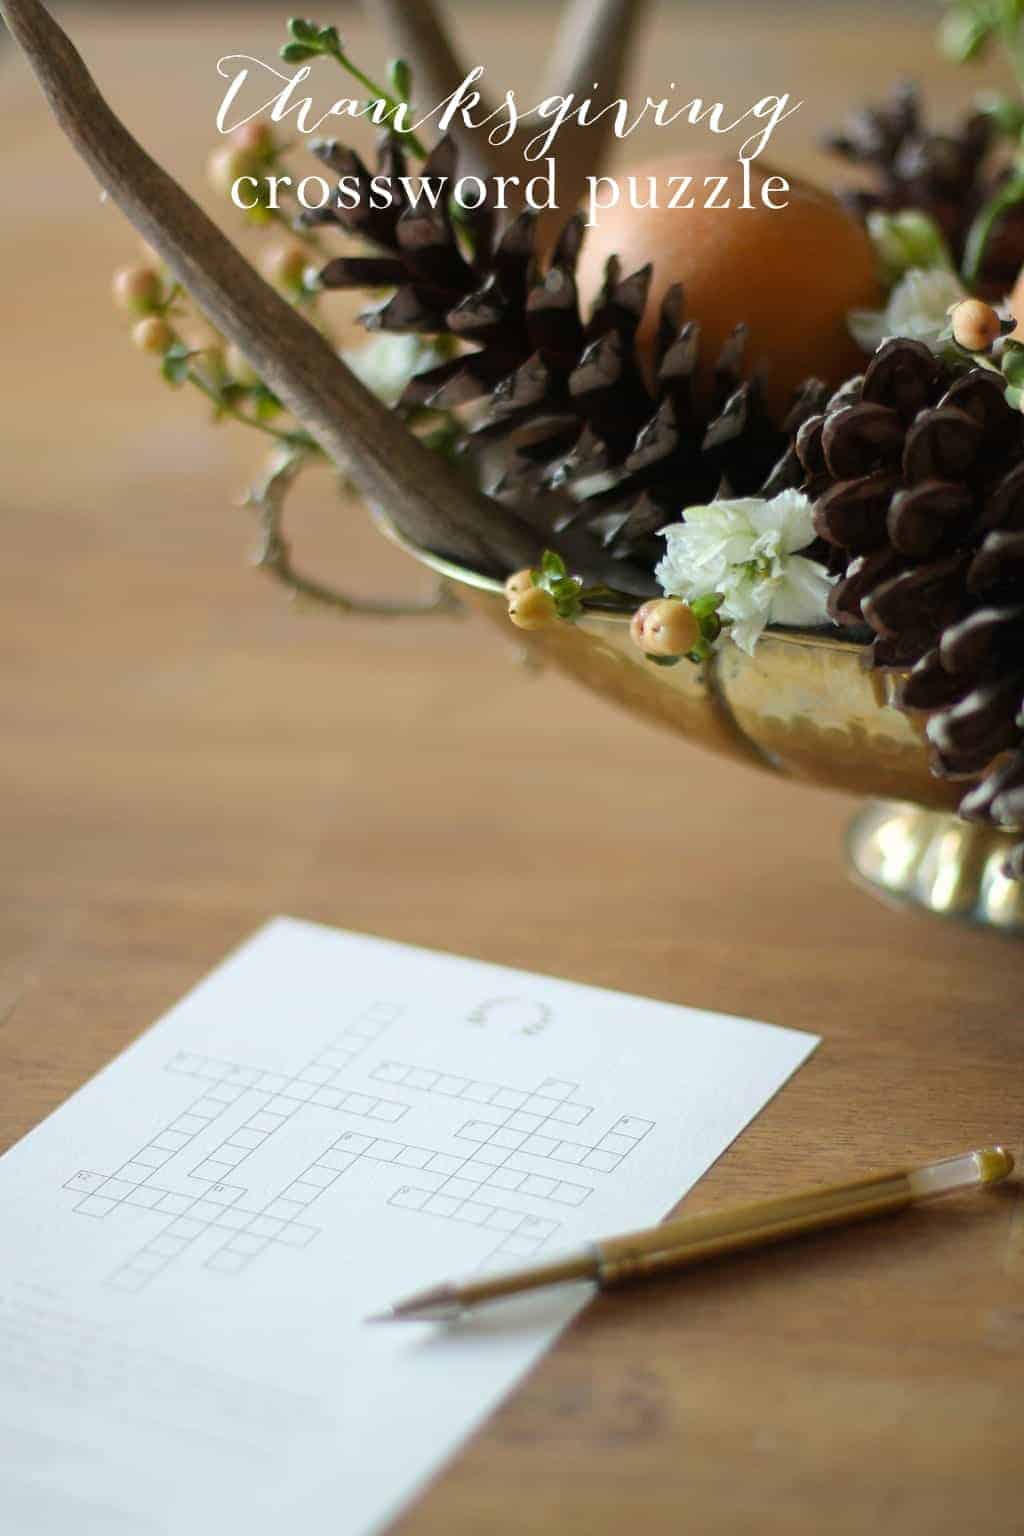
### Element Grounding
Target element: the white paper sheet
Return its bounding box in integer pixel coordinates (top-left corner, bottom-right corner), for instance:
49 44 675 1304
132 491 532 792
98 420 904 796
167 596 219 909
0 917 817 1534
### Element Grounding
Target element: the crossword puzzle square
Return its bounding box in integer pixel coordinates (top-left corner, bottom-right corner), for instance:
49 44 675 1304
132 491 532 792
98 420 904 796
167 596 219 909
318 1150 356 1175
424 1193 460 1216
343 1093 374 1115
64 1171 104 1191
311 1088 343 1109
274 1223 317 1247
548 1102 590 1126
395 1147 430 1169
435 1075 468 1095
583 1149 618 1172
266 1096 298 1115
468 1145 506 1167
156 1192 191 1215
491 1089 528 1110
205 1250 248 1274
191 1199 225 1221
541 1080 576 1098
75 1195 117 1216
425 1152 461 1175
227 1067 262 1088
133 1148 168 1170
497 1233 544 1258
551 1142 585 1165
125 1186 165 1210
520 1174 556 1197
258 1073 289 1093
368 1140 401 1162
169 1216 204 1237
151 1131 189 1153
204 1184 243 1205
225 1233 269 1257
264 1197 304 1218
457 1201 491 1225
405 1068 438 1090
194 1158 239 1180
299 1166 337 1189
598 1133 636 1155
457 1122 489 1143
460 1158 499 1181
204 1083 244 1106
215 1207 250 1230
129 1251 169 1275
484 1207 522 1232
286 1181 322 1204
519 1216 558 1237
490 1129 527 1151
615 1117 654 1136
122 1161 160 1183
102 1176 140 1199
553 1182 589 1206
148 1233 188 1258
193 1096 229 1118
248 1112 285 1132
368 1101 404 1124
485 1168 524 1192
443 1177 480 1200
337 1132 373 1152
298 1066 333 1086
524 1095 556 1114
507 1111 544 1131
522 1135 558 1156
229 1129 265 1151
172 1113 207 1134
390 1186 427 1211
246 1215 287 1239
371 1062 405 1084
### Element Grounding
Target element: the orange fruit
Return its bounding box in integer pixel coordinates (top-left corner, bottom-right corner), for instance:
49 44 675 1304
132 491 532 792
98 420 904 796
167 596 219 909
575 153 881 416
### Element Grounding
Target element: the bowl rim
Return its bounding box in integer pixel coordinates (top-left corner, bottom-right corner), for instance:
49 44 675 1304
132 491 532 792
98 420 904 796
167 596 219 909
372 509 867 656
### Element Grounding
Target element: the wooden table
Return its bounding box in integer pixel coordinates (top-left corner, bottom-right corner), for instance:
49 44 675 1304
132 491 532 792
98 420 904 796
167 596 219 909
2 5 1023 1532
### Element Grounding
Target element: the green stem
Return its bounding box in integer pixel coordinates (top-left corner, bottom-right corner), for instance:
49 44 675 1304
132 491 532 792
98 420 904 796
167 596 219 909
187 367 320 450
327 47 427 159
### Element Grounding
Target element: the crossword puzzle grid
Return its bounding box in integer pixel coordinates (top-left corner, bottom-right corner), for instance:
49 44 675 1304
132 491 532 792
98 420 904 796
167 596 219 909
64 1004 405 1291
64 1010 655 1290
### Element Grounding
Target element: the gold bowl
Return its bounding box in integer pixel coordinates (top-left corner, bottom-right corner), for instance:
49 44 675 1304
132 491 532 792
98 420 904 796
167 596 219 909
380 519 1024 937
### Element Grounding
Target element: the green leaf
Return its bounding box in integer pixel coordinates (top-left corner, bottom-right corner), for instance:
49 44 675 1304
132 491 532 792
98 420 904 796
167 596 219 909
645 653 683 668
1002 339 1024 386
281 42 317 63
974 90 1024 136
389 58 413 103
939 7 993 62
160 343 192 386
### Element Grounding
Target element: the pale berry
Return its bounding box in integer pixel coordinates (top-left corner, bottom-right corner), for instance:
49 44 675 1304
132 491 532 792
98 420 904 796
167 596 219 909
112 265 163 315
630 598 700 657
131 316 175 354
508 586 557 630
504 568 534 598
950 298 1002 352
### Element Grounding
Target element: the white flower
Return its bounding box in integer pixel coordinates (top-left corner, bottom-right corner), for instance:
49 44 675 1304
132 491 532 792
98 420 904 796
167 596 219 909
341 332 446 408
848 266 966 353
656 490 835 655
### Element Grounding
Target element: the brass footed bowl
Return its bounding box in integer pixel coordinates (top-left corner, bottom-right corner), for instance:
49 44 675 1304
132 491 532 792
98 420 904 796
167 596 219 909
381 520 1024 937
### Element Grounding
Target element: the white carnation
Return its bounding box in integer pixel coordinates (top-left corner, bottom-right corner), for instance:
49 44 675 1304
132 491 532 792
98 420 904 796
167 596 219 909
848 266 966 354
342 332 445 408
656 489 835 655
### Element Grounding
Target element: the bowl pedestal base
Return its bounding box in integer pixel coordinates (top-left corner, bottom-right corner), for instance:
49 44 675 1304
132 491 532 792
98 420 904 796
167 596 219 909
846 801 1024 935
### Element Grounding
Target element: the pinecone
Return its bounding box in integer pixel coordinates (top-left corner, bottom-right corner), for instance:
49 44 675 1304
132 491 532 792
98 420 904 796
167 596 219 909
801 337 1024 871
825 79 1024 294
308 133 825 568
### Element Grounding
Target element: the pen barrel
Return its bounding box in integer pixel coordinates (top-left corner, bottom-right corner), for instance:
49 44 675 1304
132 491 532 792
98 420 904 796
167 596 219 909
595 1172 913 1284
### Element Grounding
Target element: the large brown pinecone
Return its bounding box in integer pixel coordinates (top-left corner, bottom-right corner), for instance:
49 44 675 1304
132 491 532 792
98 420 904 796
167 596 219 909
825 79 1024 295
800 337 1024 870
308 133 824 568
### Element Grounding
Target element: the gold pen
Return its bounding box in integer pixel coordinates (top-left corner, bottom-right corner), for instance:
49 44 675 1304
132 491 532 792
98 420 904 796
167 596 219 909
368 1146 1014 1323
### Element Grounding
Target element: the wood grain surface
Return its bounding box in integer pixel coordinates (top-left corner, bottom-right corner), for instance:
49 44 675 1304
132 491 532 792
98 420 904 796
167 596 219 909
2 6 1023 1533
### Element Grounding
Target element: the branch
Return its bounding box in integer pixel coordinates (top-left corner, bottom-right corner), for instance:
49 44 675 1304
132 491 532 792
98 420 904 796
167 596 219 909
249 449 461 617
0 0 534 576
